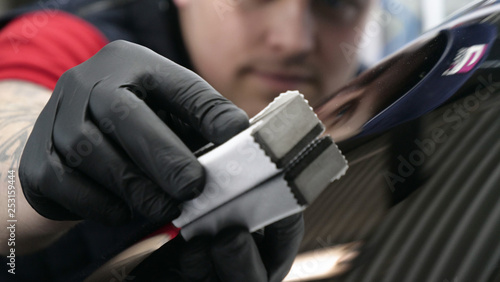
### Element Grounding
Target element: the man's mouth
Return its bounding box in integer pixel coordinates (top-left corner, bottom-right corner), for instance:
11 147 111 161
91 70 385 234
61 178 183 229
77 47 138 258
250 69 315 92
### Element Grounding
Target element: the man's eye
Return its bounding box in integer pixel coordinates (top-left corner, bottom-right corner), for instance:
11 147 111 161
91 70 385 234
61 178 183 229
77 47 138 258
318 0 345 8
314 0 366 24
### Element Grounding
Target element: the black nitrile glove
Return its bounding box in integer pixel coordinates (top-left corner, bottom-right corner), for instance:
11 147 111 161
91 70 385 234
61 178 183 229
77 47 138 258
178 213 304 282
19 40 249 225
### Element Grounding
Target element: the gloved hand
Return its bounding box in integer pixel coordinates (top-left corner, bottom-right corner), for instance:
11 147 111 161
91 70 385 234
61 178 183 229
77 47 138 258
178 213 304 282
19 40 249 225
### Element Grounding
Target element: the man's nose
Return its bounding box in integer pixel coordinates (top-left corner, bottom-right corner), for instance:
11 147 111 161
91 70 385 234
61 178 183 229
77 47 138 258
264 1 315 58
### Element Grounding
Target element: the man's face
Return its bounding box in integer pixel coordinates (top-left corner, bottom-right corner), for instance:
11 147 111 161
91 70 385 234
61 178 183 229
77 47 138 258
175 0 373 117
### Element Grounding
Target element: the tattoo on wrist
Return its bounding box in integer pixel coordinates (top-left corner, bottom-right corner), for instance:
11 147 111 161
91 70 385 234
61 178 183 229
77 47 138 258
0 81 50 179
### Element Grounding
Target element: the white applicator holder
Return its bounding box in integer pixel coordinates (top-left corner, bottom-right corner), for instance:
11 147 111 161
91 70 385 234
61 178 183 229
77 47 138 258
173 91 348 240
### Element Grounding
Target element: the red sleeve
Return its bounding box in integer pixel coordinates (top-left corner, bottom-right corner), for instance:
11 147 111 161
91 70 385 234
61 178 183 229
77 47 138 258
0 11 109 90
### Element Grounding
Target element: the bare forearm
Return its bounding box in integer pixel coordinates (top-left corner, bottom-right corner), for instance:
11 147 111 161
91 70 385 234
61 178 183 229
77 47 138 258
0 80 78 255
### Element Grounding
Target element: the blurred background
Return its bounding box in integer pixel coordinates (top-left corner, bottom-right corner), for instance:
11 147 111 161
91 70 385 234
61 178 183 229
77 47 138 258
356 0 479 65
0 0 479 66
0 0 32 11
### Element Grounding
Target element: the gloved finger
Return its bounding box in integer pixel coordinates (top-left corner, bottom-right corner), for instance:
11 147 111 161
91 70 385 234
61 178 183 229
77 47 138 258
88 85 205 201
53 121 181 223
210 227 268 282
178 236 219 282
150 107 208 151
262 213 305 282
130 57 249 145
23 153 131 224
